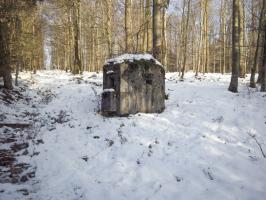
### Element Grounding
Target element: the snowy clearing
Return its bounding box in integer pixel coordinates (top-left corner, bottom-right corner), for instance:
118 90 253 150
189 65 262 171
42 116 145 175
0 71 266 200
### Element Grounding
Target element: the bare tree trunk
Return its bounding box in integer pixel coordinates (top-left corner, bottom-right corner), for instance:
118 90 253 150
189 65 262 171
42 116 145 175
161 6 167 67
181 0 191 79
139 0 145 52
125 0 133 53
261 15 266 91
15 59 21 86
250 0 265 88
196 2 204 76
220 0 227 74
175 31 181 73
161 0 169 67
152 0 162 62
0 22 13 90
213 46 216 73
203 0 209 74
144 0 152 53
67 9 72 72
104 0 113 58
95 27 99 72
73 0 82 74
229 0 240 93
239 0 246 78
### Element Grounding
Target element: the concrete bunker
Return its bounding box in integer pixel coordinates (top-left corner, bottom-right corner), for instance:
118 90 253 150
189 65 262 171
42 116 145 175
102 54 165 116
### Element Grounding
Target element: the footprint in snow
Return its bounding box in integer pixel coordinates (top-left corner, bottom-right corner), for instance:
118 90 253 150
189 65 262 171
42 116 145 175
174 176 183 182
202 169 214 180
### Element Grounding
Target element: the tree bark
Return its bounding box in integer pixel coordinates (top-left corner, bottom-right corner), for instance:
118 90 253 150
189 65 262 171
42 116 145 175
0 21 13 90
104 0 113 58
203 0 209 74
72 0 82 74
152 0 162 62
181 0 191 79
220 0 227 74
229 0 240 93
161 5 167 67
239 0 246 78
125 0 133 53
196 1 204 76
144 0 152 53
250 0 265 88
261 14 266 91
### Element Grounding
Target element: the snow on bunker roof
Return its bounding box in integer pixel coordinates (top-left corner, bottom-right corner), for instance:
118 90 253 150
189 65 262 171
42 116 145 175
105 53 162 67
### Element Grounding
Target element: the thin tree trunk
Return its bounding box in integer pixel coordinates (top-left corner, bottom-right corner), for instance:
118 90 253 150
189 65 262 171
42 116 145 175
144 0 152 52
161 0 168 67
181 0 191 79
229 0 240 93
196 2 204 76
220 0 227 74
261 16 266 91
152 0 162 62
204 0 209 74
125 0 133 52
104 0 113 58
250 0 265 88
73 1 82 74
239 0 245 78
15 60 20 86
0 22 13 90
67 9 72 72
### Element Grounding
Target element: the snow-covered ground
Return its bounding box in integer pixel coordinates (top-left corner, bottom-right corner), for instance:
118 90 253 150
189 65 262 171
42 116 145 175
0 71 266 200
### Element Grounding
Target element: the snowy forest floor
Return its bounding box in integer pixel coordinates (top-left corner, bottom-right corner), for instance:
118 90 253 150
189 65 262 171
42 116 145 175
0 71 266 200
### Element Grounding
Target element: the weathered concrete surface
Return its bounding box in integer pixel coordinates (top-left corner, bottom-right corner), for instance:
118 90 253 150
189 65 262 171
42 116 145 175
102 58 165 116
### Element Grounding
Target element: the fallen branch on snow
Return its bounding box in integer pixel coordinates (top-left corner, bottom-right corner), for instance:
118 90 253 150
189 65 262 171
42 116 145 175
0 123 31 129
248 132 266 159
